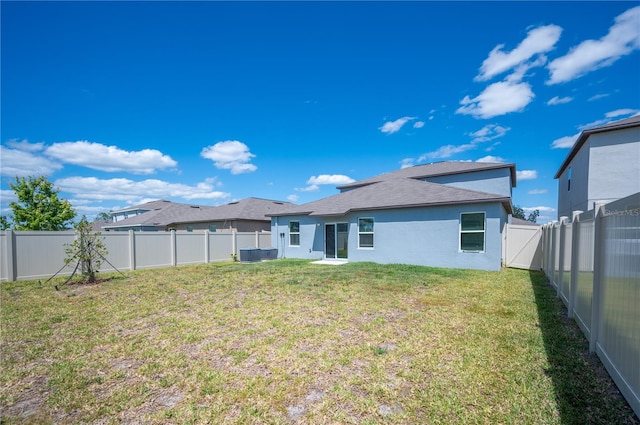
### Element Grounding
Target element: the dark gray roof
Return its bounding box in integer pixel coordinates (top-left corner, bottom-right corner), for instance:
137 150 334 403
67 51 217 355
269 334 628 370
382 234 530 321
103 197 293 230
269 178 512 217
338 161 517 190
555 114 640 179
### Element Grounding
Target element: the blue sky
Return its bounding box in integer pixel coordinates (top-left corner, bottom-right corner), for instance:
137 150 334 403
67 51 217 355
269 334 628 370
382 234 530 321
2 1 639 224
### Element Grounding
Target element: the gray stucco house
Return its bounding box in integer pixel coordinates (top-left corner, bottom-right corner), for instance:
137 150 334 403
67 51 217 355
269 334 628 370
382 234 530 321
555 115 640 218
268 161 516 271
101 197 293 232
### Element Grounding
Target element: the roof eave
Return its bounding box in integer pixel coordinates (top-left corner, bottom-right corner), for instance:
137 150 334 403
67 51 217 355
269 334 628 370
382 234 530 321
555 119 640 178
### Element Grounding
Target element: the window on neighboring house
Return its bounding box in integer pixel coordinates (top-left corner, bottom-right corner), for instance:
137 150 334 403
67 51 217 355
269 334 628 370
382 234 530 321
209 225 216 232
567 167 572 191
358 218 374 248
187 226 193 232
460 212 485 252
289 221 300 246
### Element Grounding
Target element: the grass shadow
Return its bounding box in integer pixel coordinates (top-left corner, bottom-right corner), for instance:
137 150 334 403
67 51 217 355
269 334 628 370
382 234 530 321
528 270 639 425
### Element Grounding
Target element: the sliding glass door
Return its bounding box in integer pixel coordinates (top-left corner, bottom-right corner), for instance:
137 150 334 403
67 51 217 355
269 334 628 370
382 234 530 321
325 223 348 259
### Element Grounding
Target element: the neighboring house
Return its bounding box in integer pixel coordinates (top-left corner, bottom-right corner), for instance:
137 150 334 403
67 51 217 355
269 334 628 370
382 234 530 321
555 115 640 218
268 161 516 271
101 197 293 232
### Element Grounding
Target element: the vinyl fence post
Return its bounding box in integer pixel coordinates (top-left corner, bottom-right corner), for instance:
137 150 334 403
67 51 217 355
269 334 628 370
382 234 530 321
549 221 557 290
5 230 16 282
557 217 568 299
568 211 583 319
129 230 136 271
232 231 237 259
590 202 606 354
171 229 177 267
204 230 210 263
255 231 259 248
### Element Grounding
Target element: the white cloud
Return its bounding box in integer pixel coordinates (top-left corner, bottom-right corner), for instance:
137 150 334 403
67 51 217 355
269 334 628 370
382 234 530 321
469 124 510 143
606 108 640 118
413 121 425 129
5 139 45 152
516 170 538 181
547 6 640 84
551 133 579 149
456 80 535 119
421 143 477 160
55 176 229 203
295 174 355 192
578 109 640 131
528 189 548 195
45 141 177 174
0 145 62 177
379 116 416 134
406 124 510 165
307 174 355 186
200 140 257 174
476 25 562 81
287 194 299 202
295 185 319 192
588 93 610 101
476 155 505 163
399 158 415 169
523 206 555 213
547 96 573 105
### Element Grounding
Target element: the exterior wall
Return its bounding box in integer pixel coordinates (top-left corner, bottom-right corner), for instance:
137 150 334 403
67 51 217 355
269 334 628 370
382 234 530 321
423 168 512 197
588 128 640 208
557 139 591 218
271 202 507 271
271 216 324 260
171 220 270 233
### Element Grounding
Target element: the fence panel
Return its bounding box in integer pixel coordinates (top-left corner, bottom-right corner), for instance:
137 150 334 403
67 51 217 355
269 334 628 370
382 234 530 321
574 216 594 336
597 202 640 415
236 232 257 250
208 233 233 262
559 222 572 307
100 232 132 272
134 233 173 269
0 232 8 281
258 233 272 249
15 231 76 281
176 232 206 266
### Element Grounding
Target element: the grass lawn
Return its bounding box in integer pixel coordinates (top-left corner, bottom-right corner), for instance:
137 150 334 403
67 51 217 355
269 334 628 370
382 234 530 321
1 260 638 424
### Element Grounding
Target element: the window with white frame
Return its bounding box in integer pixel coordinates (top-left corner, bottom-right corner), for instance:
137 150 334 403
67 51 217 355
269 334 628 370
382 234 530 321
460 212 485 252
358 218 374 248
289 221 300 246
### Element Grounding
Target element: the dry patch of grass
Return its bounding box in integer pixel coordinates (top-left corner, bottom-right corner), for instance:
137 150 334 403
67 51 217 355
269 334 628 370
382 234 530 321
1 260 637 424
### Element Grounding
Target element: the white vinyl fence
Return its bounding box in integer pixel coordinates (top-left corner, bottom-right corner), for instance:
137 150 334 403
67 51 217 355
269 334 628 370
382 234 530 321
541 192 639 417
1 230 272 282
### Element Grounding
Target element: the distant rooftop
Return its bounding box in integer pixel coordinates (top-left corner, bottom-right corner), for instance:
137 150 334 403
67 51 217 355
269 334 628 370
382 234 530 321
338 161 517 190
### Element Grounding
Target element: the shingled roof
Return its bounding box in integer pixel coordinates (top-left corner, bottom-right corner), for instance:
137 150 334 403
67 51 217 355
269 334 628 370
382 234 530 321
269 178 513 217
103 197 293 230
337 161 517 190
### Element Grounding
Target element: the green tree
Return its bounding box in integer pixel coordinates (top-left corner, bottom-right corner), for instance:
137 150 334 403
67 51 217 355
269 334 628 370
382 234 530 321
512 205 539 223
94 212 113 222
0 215 10 230
8 176 76 230
64 216 108 283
